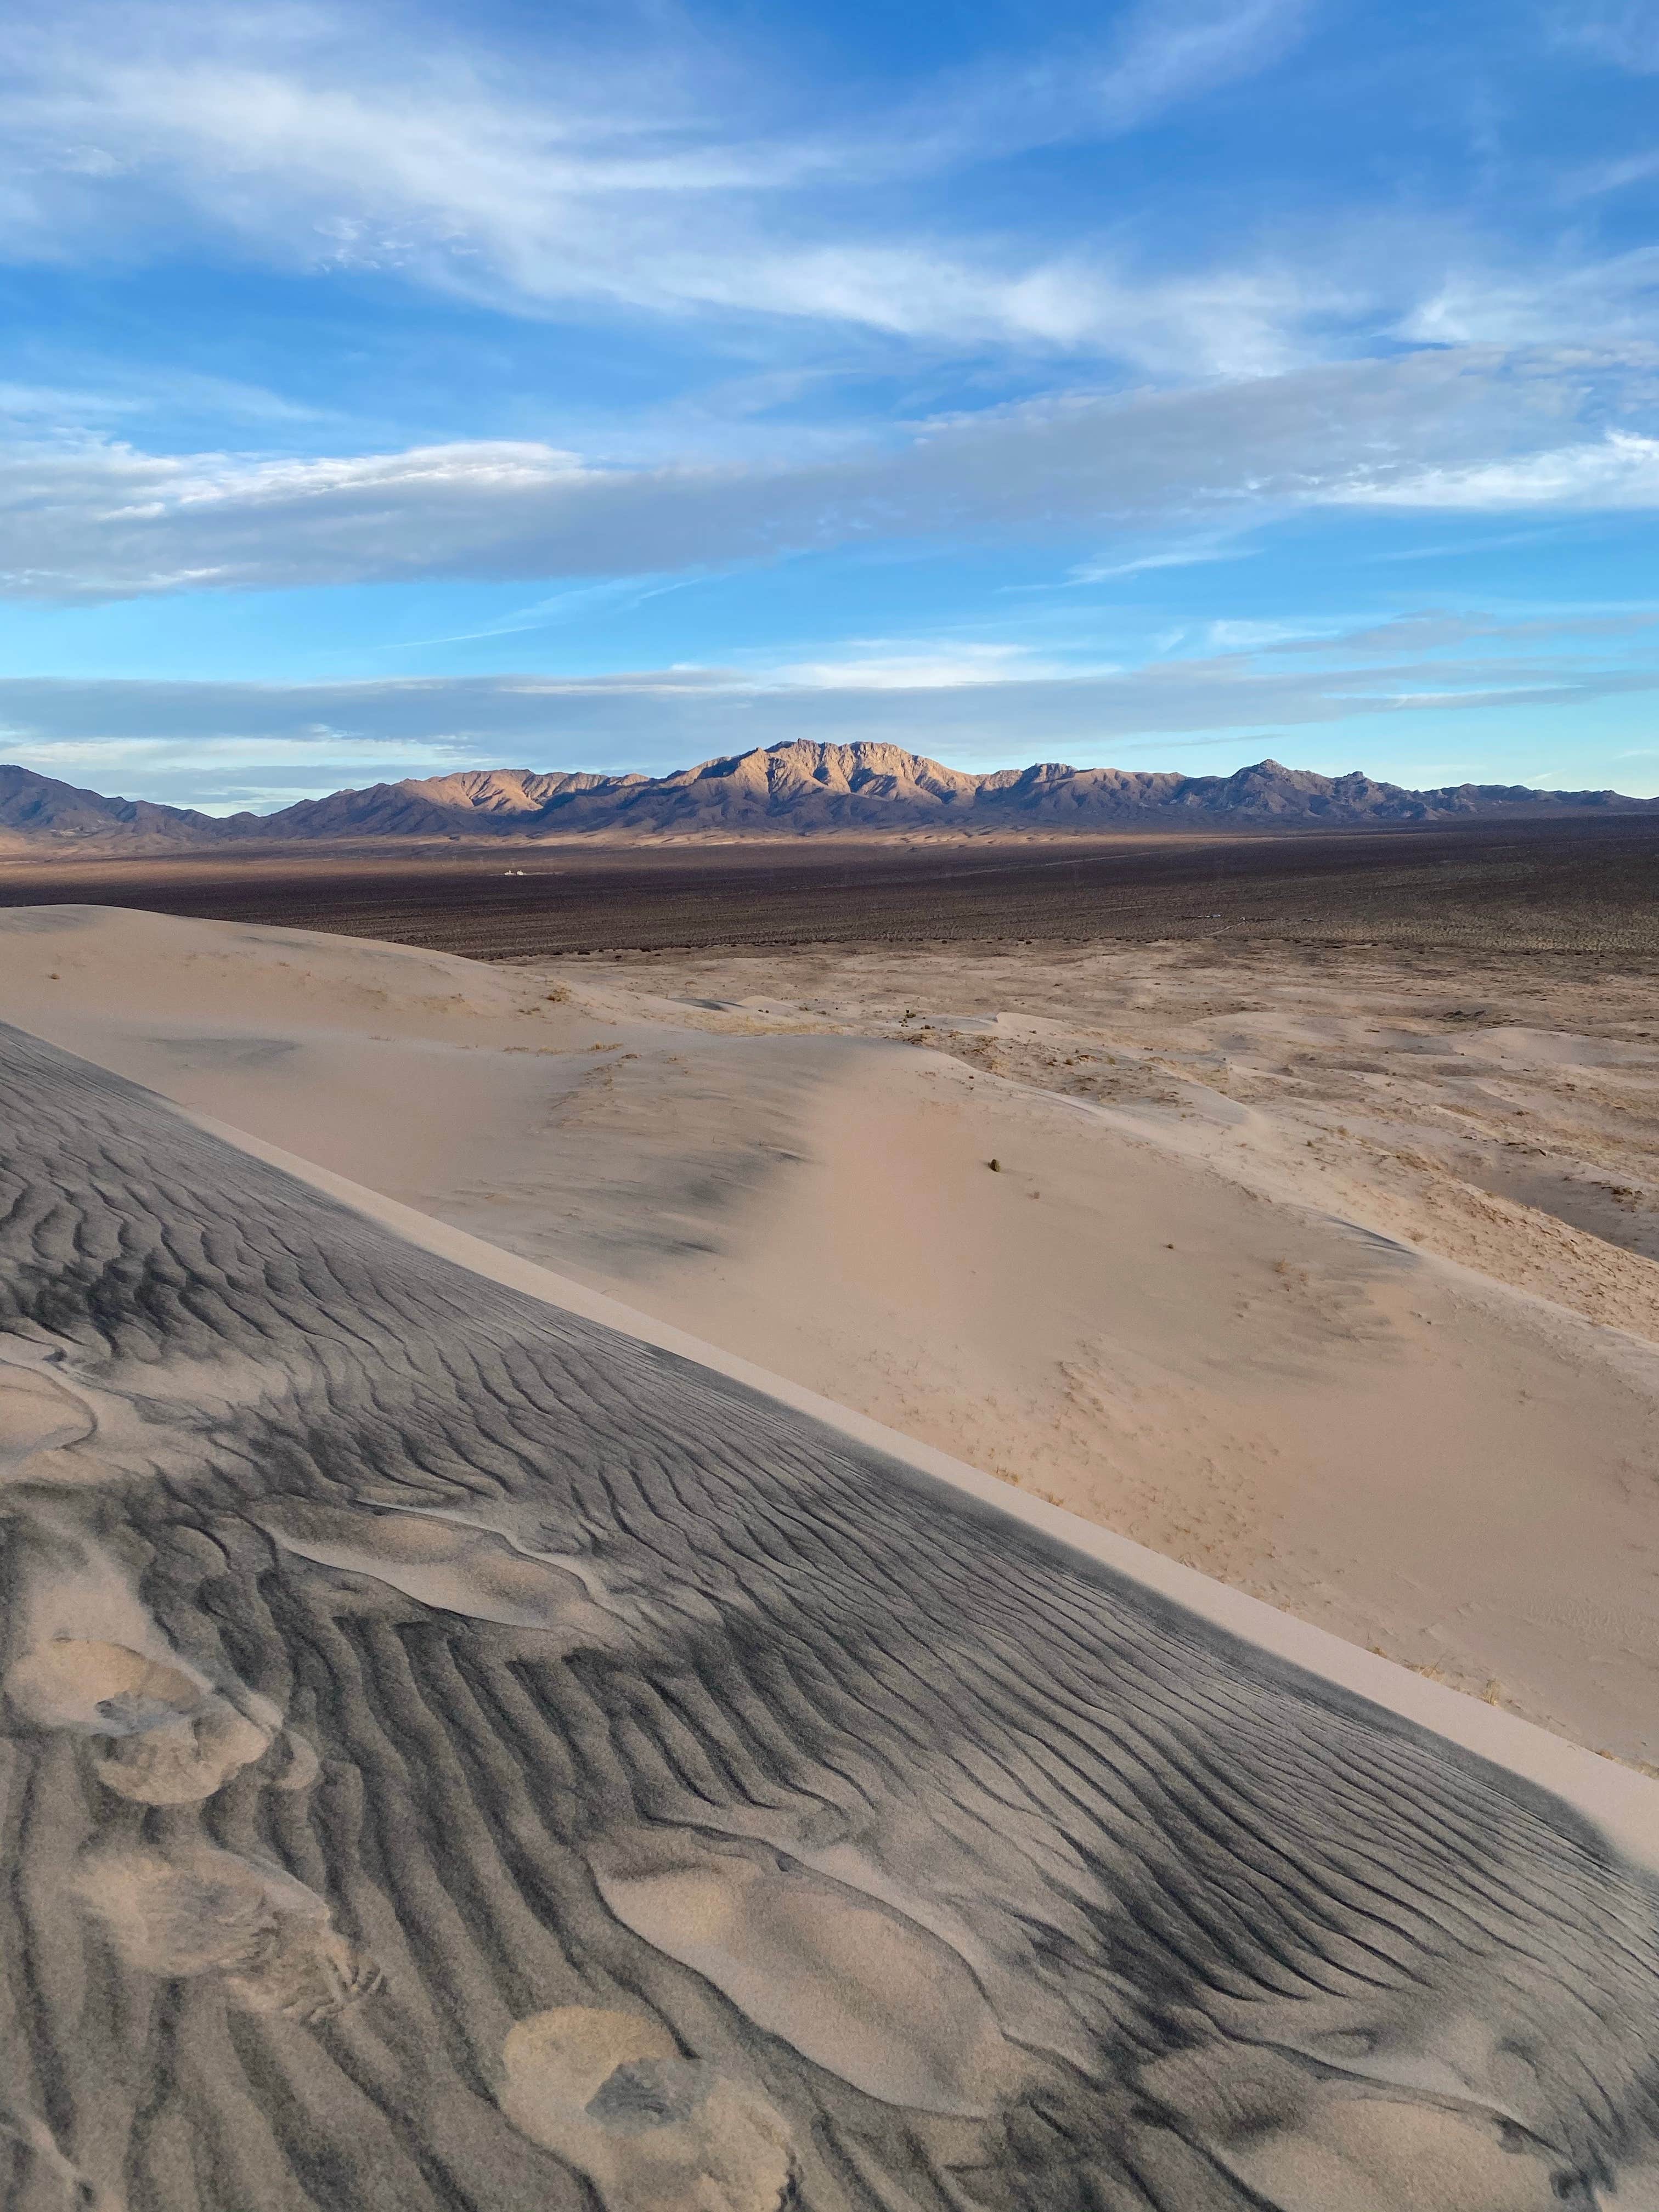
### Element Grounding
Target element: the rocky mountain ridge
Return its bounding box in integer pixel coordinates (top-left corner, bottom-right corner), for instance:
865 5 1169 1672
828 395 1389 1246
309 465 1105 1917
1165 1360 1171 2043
3 742 1656 853
0 763 218 853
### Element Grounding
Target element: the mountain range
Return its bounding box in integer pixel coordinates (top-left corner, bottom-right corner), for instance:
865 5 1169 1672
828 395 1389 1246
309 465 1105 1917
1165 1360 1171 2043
4 743 1657 854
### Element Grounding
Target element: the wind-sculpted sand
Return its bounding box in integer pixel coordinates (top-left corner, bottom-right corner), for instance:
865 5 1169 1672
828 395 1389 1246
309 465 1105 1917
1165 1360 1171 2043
1 1021 1658 2210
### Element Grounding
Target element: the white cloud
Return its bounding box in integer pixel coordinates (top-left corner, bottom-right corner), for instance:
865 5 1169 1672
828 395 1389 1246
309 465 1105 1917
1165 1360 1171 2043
1336 430 1659 510
770 642 1074 690
5 731 481 771
1397 249 1659 353
0 347 1655 601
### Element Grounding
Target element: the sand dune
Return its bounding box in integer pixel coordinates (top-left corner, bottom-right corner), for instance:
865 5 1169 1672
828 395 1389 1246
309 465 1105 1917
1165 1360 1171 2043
5 902 1659 1771
0 1019 1656 2211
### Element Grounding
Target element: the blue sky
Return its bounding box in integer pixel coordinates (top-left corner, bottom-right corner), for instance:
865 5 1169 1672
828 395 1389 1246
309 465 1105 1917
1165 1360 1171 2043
4 0 1659 809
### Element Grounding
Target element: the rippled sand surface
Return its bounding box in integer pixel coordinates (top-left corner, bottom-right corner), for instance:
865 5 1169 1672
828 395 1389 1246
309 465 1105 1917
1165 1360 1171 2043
1 1020 1657 2210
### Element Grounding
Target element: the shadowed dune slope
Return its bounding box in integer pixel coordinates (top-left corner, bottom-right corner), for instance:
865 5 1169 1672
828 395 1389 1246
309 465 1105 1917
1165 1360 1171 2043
1 1023 1658 2210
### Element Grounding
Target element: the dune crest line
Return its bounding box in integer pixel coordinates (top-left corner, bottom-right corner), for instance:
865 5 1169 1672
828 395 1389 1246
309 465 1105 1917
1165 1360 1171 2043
1 1019 1656 2211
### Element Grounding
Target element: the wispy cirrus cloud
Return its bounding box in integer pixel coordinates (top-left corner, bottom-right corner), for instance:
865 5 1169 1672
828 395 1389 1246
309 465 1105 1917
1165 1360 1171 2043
1334 428 1659 509
3 0 1652 491
0 0 1322 364
886 0 1318 168
1398 248 1659 351
1553 1 1659 72
12 0 1643 417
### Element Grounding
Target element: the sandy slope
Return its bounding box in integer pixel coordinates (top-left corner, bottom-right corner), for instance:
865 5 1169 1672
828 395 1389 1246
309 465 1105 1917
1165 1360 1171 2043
4 903 1658 1769
7 1020 1658 2212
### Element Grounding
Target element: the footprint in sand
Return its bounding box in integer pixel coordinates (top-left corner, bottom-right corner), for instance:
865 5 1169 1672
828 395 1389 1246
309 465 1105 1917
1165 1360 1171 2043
590 1827 1014 2117
254 1496 625 1646
4 1638 271 1804
499 2007 793 2212
1137 2042 1572 2211
0 1363 97 1476
72 1840 381 2024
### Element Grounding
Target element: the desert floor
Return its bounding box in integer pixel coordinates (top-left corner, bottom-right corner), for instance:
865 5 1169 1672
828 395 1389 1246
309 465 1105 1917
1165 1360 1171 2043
5 812 1659 958
6 902 1657 1771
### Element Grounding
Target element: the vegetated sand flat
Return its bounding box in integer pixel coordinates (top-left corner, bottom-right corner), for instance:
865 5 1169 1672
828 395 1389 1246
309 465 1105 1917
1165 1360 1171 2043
4 811 1659 956
2 1017 1658 2212
7 904 1659 1773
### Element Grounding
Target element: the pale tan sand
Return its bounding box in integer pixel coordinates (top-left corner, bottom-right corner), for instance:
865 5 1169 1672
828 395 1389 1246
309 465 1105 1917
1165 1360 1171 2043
3 1637 270 1803
5 904 1659 1774
588 1826 1018 2117
499 2007 794 2212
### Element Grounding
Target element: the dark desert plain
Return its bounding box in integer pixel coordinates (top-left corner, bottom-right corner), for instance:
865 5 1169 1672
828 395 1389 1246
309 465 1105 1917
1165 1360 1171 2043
5 811 1659 957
